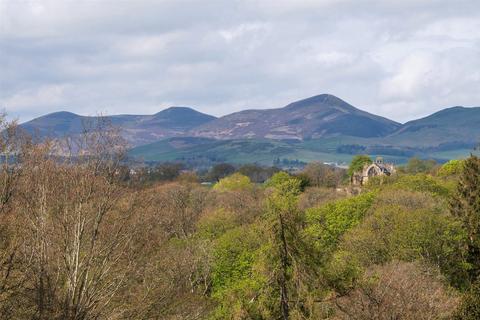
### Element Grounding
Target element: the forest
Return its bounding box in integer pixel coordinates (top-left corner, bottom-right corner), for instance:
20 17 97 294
1 115 480 320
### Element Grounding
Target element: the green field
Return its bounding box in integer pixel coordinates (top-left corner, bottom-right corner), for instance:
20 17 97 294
128 136 478 167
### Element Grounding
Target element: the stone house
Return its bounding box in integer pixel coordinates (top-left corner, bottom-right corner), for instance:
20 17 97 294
351 157 396 186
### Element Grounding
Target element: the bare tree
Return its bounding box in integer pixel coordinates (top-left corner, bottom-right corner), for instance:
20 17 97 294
0 114 33 317
14 121 140 319
333 261 459 320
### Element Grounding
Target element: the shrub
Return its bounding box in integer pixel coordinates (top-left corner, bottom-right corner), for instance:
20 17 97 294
264 171 293 188
402 157 438 174
197 209 238 239
304 192 376 258
439 159 464 177
209 226 265 319
337 190 468 288
454 279 480 320
213 173 253 192
393 173 450 197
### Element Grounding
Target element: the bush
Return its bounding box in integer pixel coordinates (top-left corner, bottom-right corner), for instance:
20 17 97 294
264 171 293 188
210 226 265 319
304 192 376 258
197 209 238 239
213 173 253 192
455 279 480 320
439 159 464 177
337 190 468 288
402 157 438 174
393 173 450 197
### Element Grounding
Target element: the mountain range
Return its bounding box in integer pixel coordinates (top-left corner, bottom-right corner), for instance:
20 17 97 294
19 94 480 166
20 107 216 146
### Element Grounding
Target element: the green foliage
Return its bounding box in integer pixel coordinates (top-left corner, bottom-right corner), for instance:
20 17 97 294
196 209 238 239
10 111 480 318
403 157 437 174
393 173 450 197
338 201 468 289
264 171 308 194
322 249 363 293
237 164 279 183
260 174 319 319
293 173 311 191
213 173 253 192
348 155 372 177
209 226 265 319
304 192 376 258
265 178 303 215
455 279 480 320
439 159 464 177
325 188 467 291
264 171 293 188
211 227 261 293
362 173 397 190
450 155 480 281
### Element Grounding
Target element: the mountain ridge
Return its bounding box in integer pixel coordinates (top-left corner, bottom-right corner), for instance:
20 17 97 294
20 106 217 146
385 105 480 147
18 94 480 164
190 94 400 140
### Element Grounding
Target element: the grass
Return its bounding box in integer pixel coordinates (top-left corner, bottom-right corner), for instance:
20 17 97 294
129 136 478 166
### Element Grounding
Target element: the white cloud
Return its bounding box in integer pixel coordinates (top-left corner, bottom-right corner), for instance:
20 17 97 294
417 17 480 41
2 84 68 113
380 53 435 100
219 23 268 43
0 0 479 123
314 51 356 67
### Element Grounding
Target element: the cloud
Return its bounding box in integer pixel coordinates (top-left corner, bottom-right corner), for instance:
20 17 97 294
0 0 479 123
380 52 435 100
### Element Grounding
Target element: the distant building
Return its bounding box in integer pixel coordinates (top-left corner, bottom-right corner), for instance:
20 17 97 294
352 157 396 186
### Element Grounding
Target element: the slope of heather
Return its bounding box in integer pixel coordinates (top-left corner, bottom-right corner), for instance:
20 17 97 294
20 107 217 146
190 94 400 140
384 106 480 147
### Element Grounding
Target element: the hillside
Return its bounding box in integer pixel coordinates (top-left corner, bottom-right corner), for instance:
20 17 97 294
384 106 480 147
19 96 480 165
20 107 217 146
190 94 400 140
130 137 359 166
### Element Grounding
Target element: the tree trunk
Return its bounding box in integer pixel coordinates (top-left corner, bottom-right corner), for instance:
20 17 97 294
279 213 289 320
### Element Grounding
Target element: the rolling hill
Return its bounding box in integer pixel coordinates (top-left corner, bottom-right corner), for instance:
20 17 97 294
128 137 355 166
385 106 480 147
19 94 480 166
20 107 217 146
190 94 400 140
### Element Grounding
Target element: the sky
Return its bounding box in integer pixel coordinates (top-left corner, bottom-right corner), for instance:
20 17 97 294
1 0 479 123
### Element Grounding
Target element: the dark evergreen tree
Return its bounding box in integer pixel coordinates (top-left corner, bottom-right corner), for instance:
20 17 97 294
262 173 319 319
207 163 235 182
450 155 480 281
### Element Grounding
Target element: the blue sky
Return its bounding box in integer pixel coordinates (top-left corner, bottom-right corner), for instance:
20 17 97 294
1 0 479 123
